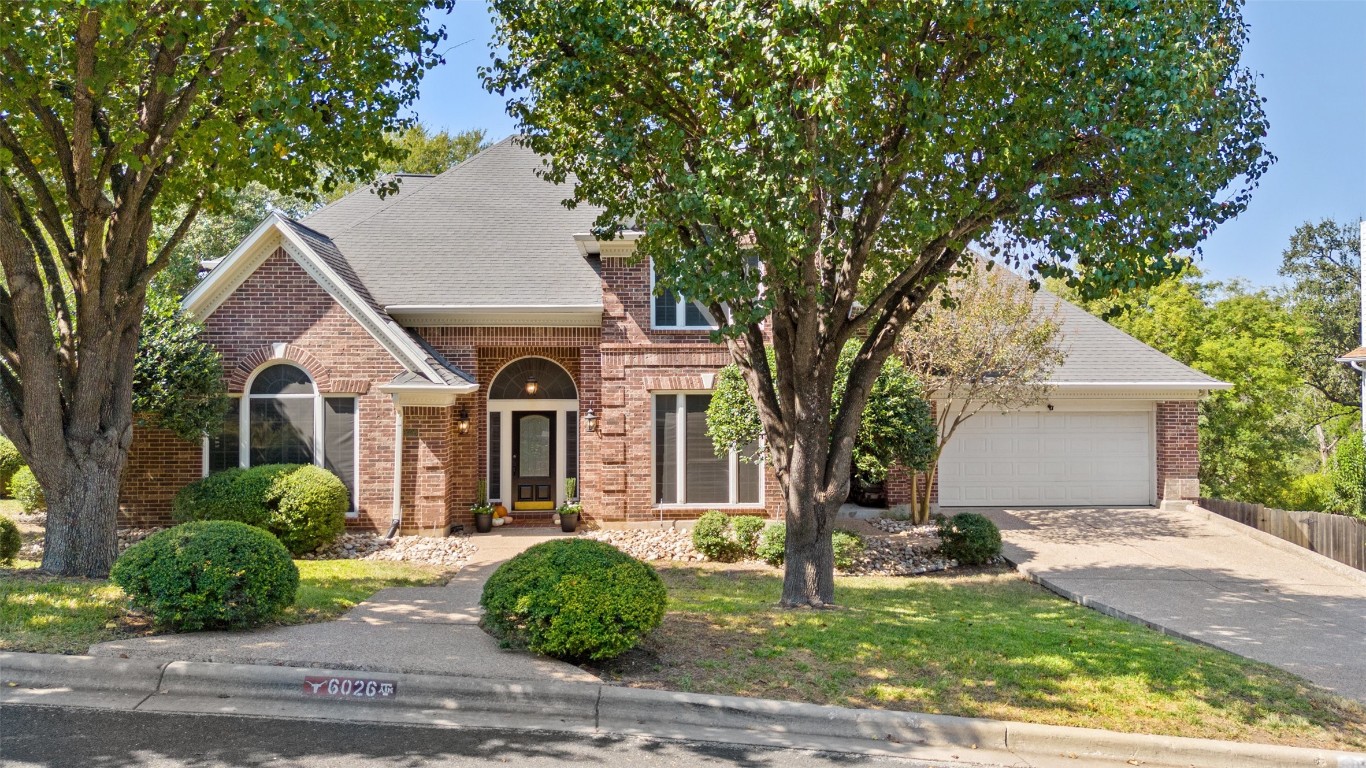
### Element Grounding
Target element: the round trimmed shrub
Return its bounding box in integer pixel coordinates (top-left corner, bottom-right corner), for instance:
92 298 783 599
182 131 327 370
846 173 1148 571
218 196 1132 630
264 464 348 555
757 522 786 567
9 466 44 513
0 516 21 564
0 437 23 498
111 520 299 630
831 529 866 571
172 467 269 527
731 515 767 555
481 538 666 661
172 464 346 555
937 512 1002 565
691 510 740 561
754 523 864 571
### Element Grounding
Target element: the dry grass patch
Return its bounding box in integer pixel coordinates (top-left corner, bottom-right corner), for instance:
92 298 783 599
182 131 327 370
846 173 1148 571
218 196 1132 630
589 564 1366 751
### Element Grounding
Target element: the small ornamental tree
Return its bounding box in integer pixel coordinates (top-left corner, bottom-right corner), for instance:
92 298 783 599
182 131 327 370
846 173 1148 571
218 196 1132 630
901 267 1065 522
133 291 230 441
0 1 451 577
487 1 1270 606
708 342 936 489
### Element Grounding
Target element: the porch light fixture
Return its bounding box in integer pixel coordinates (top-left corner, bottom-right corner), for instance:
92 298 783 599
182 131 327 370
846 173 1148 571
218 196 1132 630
584 408 599 433
457 407 470 435
524 374 538 396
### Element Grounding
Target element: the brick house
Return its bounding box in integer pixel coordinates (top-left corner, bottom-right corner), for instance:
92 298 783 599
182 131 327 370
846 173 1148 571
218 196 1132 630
118 138 1225 532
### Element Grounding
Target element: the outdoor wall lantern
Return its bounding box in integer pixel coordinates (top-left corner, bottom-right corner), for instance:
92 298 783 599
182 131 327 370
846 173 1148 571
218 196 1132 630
524 374 538 396
457 407 470 435
584 408 599 433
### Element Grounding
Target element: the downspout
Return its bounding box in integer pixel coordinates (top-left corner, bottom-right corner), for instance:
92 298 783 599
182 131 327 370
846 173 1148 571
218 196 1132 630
387 401 404 539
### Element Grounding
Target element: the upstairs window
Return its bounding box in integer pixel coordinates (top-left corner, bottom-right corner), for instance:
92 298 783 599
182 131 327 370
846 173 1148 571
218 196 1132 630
650 262 718 330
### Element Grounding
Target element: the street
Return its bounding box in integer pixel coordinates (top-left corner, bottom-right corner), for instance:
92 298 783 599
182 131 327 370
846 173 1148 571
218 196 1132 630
0 705 989 768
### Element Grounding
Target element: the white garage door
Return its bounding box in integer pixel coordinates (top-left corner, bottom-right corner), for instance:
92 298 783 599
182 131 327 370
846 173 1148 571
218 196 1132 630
938 411 1153 507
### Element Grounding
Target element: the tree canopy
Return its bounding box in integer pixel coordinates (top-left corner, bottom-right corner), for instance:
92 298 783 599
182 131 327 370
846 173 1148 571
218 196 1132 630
486 0 1270 606
1279 219 1362 410
0 0 450 577
706 343 936 486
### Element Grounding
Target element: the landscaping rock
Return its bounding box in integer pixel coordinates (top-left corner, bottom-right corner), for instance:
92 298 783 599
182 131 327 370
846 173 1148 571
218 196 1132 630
583 528 706 562
301 532 475 569
19 526 165 562
842 519 956 576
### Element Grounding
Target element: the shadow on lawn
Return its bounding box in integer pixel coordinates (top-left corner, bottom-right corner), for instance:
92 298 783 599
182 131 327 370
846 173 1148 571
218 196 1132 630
596 565 1366 748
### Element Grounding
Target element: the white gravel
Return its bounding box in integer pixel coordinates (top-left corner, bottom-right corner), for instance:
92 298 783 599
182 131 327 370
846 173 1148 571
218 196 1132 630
583 528 705 562
302 532 476 569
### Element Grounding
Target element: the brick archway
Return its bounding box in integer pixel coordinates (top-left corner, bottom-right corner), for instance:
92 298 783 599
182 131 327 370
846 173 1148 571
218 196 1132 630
227 343 333 393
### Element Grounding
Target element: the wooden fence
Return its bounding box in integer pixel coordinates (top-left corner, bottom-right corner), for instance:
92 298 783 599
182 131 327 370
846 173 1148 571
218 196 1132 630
1195 497 1366 572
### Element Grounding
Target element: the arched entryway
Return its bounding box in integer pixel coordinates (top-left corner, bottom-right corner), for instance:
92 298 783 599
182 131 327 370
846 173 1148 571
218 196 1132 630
487 357 579 511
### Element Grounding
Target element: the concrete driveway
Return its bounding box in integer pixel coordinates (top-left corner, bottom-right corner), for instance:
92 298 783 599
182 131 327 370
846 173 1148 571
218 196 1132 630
967 505 1366 703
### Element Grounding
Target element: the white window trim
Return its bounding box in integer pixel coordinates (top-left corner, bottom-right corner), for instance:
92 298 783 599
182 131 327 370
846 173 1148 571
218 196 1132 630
649 260 719 330
652 391 764 508
202 362 360 517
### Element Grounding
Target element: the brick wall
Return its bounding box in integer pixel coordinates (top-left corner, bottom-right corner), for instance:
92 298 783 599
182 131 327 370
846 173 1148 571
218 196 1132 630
415 327 601 526
597 257 783 522
120 248 409 531
118 420 202 526
1156 400 1201 502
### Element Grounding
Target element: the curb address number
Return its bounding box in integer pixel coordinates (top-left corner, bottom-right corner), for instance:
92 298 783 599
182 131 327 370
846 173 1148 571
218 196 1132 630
302 675 396 699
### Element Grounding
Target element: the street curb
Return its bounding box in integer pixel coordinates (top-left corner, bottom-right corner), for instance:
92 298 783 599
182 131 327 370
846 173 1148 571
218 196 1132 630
4 652 1363 767
1183 503 1366 589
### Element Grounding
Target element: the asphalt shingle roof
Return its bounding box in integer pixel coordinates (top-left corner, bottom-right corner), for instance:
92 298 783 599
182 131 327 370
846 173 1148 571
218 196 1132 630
301 137 604 309
1034 285 1222 387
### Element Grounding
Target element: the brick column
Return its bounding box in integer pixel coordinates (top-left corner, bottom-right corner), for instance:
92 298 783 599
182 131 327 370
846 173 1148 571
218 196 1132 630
401 406 453 534
1155 400 1200 507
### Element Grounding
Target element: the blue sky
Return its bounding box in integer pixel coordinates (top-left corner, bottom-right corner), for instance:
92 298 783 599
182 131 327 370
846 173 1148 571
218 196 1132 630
410 1 1366 288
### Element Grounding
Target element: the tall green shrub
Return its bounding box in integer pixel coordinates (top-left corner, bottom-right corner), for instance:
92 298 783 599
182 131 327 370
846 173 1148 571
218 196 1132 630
9 466 44 513
1329 435 1365 519
0 437 23 498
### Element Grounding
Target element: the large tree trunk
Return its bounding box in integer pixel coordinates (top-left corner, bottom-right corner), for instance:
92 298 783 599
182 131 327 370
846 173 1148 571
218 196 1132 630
39 436 128 577
779 438 843 607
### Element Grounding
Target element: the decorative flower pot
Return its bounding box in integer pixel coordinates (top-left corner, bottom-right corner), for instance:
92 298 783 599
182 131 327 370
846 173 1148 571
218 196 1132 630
474 513 493 533
560 512 579 533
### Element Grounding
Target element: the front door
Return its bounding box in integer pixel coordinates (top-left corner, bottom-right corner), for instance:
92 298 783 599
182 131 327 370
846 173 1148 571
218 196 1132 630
512 411 556 510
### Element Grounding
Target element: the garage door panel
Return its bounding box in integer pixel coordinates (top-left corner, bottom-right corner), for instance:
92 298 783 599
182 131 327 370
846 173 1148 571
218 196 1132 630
939 411 1152 507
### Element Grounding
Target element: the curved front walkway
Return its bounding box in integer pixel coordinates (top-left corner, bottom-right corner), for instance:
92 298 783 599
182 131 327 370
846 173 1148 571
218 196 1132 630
968 506 1366 703
90 530 596 683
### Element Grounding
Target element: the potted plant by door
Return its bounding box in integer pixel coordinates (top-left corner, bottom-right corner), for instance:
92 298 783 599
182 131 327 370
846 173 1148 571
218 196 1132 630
556 478 582 533
472 480 494 534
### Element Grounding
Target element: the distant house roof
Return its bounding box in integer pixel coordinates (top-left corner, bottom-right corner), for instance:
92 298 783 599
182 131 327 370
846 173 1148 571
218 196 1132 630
299 136 604 311
1337 345 1366 363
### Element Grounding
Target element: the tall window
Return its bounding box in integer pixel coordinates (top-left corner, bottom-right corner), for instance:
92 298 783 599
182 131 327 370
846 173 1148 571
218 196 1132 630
205 362 358 513
654 393 762 505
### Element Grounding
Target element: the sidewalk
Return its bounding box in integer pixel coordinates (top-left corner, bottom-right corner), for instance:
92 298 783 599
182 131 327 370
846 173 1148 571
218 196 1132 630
89 529 596 682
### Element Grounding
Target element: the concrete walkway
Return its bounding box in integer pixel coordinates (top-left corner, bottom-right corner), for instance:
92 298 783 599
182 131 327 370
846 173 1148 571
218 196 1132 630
90 530 597 683
967 506 1366 703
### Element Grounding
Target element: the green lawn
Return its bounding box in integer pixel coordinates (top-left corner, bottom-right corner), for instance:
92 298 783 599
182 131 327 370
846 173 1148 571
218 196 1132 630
592 565 1366 751
0 559 448 654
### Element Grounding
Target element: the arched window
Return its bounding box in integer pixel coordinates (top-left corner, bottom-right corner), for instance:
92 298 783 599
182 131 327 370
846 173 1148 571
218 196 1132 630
248 363 318 465
205 362 357 513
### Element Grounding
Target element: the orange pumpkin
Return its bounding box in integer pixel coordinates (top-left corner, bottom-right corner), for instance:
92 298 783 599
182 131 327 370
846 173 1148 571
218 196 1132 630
492 504 508 519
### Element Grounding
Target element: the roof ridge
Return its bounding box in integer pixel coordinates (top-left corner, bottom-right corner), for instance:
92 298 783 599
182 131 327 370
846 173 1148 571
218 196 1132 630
303 135 523 238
